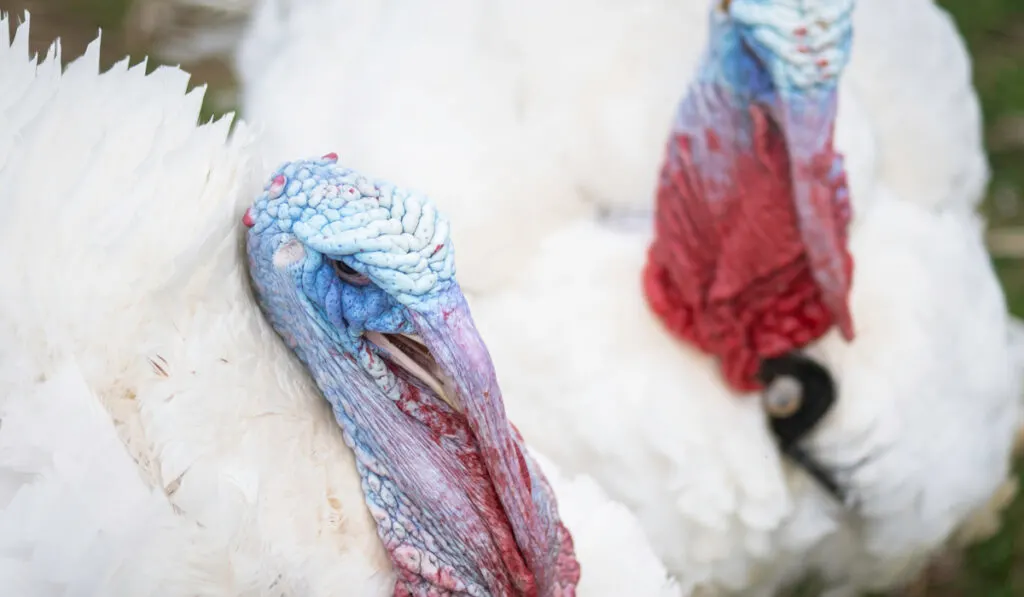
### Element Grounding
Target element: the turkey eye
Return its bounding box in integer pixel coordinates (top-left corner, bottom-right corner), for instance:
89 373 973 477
720 0 731 12
757 353 844 503
763 376 803 418
756 352 836 448
332 259 371 286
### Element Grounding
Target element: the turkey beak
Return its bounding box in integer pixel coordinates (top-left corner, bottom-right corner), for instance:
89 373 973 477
776 89 854 340
409 284 558 585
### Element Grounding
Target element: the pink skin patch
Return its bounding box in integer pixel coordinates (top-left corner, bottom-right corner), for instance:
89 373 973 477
406 305 581 596
268 174 287 199
321 303 580 596
381 376 535 595
242 207 255 228
644 86 853 392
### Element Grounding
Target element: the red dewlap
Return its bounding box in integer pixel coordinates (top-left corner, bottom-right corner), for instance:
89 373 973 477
643 104 853 392
380 358 580 596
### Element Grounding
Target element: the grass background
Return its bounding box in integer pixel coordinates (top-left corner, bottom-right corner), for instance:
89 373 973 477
3 0 1024 594
931 2 1024 595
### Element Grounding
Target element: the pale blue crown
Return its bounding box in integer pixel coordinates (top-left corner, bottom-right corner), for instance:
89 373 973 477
705 0 854 99
248 156 457 307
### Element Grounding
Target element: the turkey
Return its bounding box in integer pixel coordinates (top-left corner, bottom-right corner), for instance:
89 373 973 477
227 0 993 287
230 0 1024 595
137 0 989 216
0 13 679 596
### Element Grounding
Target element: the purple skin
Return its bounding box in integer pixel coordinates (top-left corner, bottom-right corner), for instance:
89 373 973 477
243 156 579 596
777 92 853 338
707 1 856 335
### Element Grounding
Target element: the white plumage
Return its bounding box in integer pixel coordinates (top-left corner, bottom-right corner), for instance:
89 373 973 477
0 13 679 596
471 191 1018 596
844 0 990 212
230 0 1024 595
231 0 990 255
235 0 704 294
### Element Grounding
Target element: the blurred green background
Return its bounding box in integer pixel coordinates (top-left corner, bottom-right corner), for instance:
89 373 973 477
3 0 1024 594
911 2 1024 594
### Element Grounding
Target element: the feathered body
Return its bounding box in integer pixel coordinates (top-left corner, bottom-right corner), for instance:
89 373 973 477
474 189 1017 596
232 0 987 274
0 14 679 596
231 0 1024 595
136 0 988 217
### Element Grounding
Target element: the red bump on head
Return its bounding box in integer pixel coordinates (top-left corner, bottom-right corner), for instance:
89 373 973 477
242 207 255 228
322 152 339 161
272 174 286 186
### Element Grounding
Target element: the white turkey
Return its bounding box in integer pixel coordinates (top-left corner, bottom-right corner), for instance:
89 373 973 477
230 0 1024 595
0 13 680 596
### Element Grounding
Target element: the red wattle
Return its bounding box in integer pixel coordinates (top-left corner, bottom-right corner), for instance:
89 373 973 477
643 100 853 392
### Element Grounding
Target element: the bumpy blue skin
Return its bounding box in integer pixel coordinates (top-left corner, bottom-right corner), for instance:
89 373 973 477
675 1 854 182
248 157 457 311
690 0 854 152
711 0 854 99
245 157 493 593
244 157 574 595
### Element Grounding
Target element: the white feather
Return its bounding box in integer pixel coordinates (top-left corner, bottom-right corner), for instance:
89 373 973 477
0 13 677 596
229 0 1024 595
136 0 985 217
846 0 989 212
